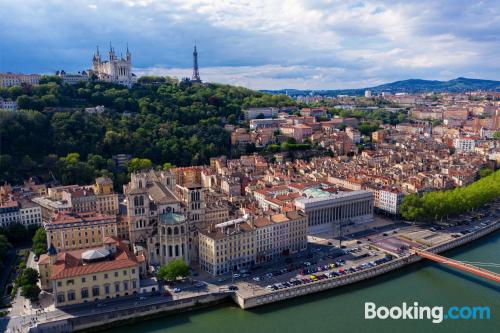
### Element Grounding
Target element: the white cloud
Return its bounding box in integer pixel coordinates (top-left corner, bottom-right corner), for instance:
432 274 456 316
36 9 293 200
1 0 499 88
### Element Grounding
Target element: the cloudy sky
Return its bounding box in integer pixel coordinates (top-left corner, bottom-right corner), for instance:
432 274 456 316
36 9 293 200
0 0 499 89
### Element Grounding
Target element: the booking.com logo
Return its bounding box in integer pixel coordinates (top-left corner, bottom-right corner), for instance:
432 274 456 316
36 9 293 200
365 302 491 324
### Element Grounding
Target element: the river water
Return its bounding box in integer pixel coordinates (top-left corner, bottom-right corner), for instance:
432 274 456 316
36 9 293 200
106 232 499 333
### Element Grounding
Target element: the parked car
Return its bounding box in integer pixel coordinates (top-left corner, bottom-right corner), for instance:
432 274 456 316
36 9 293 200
228 285 238 291
173 288 181 293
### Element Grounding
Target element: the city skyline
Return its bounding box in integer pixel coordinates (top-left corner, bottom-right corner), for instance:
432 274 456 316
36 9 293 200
0 0 499 89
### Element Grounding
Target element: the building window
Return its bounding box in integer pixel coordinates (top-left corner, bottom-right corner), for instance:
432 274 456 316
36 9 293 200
131 269 135 274
92 286 100 297
115 272 118 277
57 293 65 303
57 281 62 287
81 288 89 299
115 283 120 293
123 281 128 291
93 275 97 281
132 280 137 289
66 279 74 286
67 290 75 301
104 273 108 279
123 270 127 276
104 285 110 294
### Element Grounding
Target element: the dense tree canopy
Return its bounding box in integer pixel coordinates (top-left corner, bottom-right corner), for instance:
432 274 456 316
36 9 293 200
157 259 190 282
0 77 293 186
401 169 500 222
0 234 12 270
32 227 48 257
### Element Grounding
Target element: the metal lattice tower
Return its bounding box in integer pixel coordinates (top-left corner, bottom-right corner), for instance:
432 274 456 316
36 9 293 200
191 44 202 83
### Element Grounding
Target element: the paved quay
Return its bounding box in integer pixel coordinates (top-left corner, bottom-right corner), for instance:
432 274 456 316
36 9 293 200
4 201 499 333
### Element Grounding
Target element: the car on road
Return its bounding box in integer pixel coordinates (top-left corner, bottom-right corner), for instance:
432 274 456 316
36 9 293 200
265 272 273 278
173 287 181 293
97 303 107 307
253 276 261 282
232 273 241 279
228 285 238 291
194 282 205 288
139 296 148 300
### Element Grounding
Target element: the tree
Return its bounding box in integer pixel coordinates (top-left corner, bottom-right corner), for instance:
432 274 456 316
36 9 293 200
32 228 47 257
479 168 493 178
162 162 175 171
0 234 12 269
3 223 28 244
401 169 500 222
493 131 500 139
21 284 41 303
128 158 152 173
19 267 39 286
157 259 190 282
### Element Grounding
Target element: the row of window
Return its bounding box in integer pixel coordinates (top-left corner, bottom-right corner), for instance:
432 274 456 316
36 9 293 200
58 269 136 287
56 280 138 303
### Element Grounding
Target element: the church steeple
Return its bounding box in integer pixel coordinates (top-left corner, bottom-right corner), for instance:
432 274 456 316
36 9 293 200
126 42 131 63
109 41 116 61
191 43 201 83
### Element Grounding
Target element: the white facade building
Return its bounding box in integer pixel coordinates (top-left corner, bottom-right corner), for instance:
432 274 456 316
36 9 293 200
0 73 40 87
56 70 89 85
453 137 476 152
377 189 403 214
0 200 42 228
243 107 279 120
0 98 17 111
294 190 374 234
91 44 136 87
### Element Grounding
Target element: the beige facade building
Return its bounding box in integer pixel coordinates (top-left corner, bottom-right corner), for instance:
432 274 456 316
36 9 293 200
0 73 40 87
38 237 145 307
198 211 308 275
45 211 118 252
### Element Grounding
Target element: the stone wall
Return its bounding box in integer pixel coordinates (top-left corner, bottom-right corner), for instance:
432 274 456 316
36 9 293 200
29 293 229 333
234 221 499 309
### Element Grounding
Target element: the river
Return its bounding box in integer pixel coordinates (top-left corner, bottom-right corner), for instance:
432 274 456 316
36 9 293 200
106 232 499 333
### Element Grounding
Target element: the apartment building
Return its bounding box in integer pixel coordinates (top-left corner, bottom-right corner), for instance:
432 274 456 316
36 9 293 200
198 211 308 276
45 211 118 251
38 237 145 307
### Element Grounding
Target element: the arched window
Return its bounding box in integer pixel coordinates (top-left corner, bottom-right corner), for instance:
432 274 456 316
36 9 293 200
175 245 179 256
134 197 139 207
139 196 144 206
168 245 173 257
167 227 172 235
162 227 166 235
174 226 179 235
181 226 185 233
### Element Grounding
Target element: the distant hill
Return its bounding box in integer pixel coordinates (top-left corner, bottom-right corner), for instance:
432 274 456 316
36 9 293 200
264 77 500 97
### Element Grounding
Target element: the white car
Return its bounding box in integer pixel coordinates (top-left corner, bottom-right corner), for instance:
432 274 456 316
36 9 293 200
232 273 241 279
253 276 261 282
172 287 181 293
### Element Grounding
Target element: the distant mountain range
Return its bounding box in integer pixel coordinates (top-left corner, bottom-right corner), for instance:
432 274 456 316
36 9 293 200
264 77 500 97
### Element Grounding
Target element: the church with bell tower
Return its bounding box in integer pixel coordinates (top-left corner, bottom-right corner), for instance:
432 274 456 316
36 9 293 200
91 42 136 87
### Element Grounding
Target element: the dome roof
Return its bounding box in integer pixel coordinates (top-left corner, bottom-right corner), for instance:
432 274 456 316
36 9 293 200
82 248 110 261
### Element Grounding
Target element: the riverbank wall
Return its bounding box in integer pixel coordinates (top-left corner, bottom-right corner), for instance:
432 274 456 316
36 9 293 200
28 221 499 332
28 293 229 333
232 221 500 309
